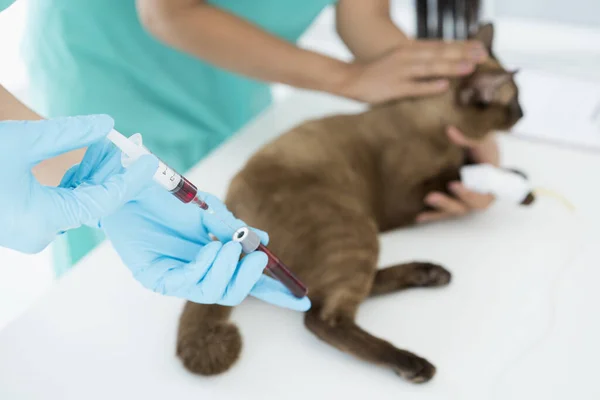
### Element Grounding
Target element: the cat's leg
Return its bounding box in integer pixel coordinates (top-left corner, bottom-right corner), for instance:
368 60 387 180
370 262 451 297
301 213 436 383
176 302 240 375
305 293 436 383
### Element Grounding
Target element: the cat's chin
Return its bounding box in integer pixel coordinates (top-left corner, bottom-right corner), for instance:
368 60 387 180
497 123 520 134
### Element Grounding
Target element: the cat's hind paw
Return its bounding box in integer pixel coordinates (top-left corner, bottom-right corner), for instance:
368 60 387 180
408 263 452 287
177 322 242 376
394 355 436 384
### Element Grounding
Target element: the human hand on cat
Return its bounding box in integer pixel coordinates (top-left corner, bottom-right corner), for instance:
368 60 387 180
334 40 488 104
416 126 498 223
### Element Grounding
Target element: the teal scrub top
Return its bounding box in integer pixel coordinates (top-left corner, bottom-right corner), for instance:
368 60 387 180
23 0 336 173
0 0 13 12
22 0 337 274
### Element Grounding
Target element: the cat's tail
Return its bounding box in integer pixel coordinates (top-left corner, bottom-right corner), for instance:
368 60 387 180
176 302 240 375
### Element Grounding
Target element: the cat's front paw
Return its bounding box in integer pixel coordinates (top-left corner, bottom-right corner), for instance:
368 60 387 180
409 263 451 287
394 355 436 384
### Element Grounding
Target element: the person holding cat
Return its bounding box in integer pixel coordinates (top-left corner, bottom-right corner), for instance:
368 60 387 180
18 0 498 278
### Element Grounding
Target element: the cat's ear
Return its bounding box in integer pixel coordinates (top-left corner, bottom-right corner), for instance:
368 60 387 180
458 71 515 106
472 23 494 53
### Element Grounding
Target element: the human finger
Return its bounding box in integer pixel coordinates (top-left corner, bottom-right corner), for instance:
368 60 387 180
469 135 501 166
424 192 469 215
447 125 480 148
220 251 268 306
250 275 312 311
50 154 158 230
406 60 475 78
201 192 269 245
198 241 243 302
449 181 495 210
134 241 221 296
59 140 121 189
29 115 115 164
407 40 488 63
396 80 450 98
416 211 454 223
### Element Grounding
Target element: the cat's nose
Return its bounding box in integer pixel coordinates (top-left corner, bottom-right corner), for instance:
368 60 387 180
508 101 523 120
515 104 524 119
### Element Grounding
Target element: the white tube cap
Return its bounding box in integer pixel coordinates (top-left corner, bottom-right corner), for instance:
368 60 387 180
232 227 261 254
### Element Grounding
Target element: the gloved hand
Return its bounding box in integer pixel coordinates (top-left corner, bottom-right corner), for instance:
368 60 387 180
0 116 157 253
63 141 311 311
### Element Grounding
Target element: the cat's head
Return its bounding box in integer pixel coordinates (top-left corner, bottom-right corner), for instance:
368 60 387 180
450 23 523 139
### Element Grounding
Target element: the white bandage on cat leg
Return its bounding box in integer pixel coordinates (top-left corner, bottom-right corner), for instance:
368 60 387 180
460 164 532 204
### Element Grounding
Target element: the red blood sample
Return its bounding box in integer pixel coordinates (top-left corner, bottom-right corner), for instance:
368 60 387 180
257 244 308 298
172 177 198 204
170 177 210 210
192 196 209 210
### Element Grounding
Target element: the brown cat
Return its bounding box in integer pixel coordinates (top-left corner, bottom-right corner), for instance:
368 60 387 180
176 23 524 383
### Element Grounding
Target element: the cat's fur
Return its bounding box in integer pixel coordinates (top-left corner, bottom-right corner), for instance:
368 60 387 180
176 24 524 383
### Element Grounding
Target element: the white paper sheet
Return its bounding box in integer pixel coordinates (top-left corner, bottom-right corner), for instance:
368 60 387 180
512 69 600 151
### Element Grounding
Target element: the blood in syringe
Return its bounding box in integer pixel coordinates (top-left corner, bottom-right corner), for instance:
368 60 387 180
171 176 210 210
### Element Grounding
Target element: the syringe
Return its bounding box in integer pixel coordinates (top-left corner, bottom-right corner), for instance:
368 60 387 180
106 130 308 299
106 130 210 210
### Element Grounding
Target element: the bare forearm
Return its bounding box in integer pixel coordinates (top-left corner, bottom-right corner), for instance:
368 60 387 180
33 147 86 187
0 85 84 186
338 19 408 62
0 84 41 120
136 0 349 93
336 0 409 62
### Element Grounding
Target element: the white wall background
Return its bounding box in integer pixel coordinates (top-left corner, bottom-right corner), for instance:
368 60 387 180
495 0 600 27
0 0 27 97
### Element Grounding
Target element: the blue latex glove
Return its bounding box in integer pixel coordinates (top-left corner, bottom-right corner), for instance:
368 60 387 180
63 141 311 311
0 116 157 254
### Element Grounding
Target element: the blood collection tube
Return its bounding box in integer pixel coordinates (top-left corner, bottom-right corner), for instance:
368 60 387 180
170 181 307 297
148 154 305 294
233 227 308 298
